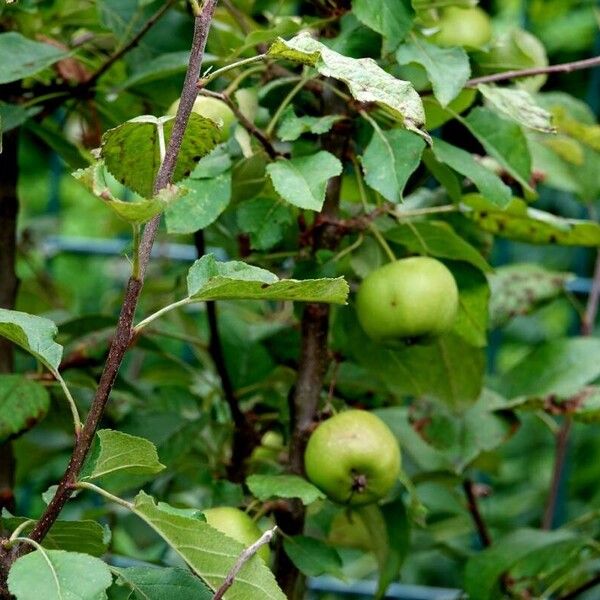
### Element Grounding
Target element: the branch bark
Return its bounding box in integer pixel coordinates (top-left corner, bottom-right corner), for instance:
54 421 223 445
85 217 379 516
462 480 492 548
12 1 219 558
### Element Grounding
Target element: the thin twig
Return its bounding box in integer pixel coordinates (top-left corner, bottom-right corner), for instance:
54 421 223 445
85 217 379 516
581 250 600 336
199 89 281 159
213 527 278 600
19 1 219 552
466 55 600 87
558 572 600 600
462 479 492 548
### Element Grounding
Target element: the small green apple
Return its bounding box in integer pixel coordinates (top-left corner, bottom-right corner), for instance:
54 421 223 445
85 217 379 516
167 96 236 142
431 6 492 49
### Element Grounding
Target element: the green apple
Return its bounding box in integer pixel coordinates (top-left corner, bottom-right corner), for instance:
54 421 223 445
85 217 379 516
355 256 459 342
203 506 270 562
167 96 236 142
431 6 492 49
304 410 401 506
250 431 284 465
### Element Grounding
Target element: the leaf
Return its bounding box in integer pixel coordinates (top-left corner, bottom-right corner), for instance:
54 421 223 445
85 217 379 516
112 566 212 600
461 193 600 246
133 491 285 599
396 39 470 107
186 254 349 304
7 549 112 600
165 172 231 233
423 88 477 130
0 102 41 133
268 33 426 136
283 536 344 578
384 221 491 272
1 516 109 557
276 109 343 142
246 475 325 505
237 197 294 250
478 84 555 133
0 308 62 371
361 128 426 202
488 264 573 328
101 113 220 198
463 107 532 191
464 529 586 600
497 338 600 400
0 375 50 442
353 0 413 52
266 151 342 211
431 139 511 208
0 32 69 84
80 429 165 484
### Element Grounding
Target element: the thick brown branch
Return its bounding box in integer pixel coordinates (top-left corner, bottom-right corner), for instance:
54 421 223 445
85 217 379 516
467 55 600 87
19 2 219 552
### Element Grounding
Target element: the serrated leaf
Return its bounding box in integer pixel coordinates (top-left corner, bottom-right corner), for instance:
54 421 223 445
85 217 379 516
384 221 491 272
165 171 231 233
361 128 425 202
81 429 165 483
463 107 532 191
266 151 342 211
268 33 426 136
397 39 470 107
489 264 573 328
353 0 413 52
478 84 555 133
7 550 112 600
283 536 343 578
133 491 285 599
0 32 69 84
112 566 212 600
101 113 220 198
1 516 109 557
0 309 62 371
237 197 293 250
0 375 49 442
461 193 600 246
246 475 325 504
277 109 343 142
431 139 511 208
186 254 348 304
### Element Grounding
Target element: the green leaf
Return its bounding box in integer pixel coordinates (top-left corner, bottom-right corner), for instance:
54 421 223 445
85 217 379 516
361 129 426 202
165 172 231 233
464 529 586 600
112 566 212 600
488 264 573 328
0 102 40 134
461 193 600 246
101 114 220 198
0 308 62 371
7 550 112 600
498 338 600 400
277 109 343 142
353 0 413 52
384 221 491 272
246 475 326 505
0 375 49 442
0 32 69 84
80 429 165 484
133 491 285 599
237 198 293 250
186 255 349 304
478 84 555 133
268 33 426 136
423 88 477 130
0 517 109 557
397 39 470 107
431 139 511 208
283 536 343 578
463 107 532 191
266 151 343 211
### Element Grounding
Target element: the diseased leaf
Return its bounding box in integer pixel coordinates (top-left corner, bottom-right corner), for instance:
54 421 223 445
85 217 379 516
0 375 49 442
0 309 62 371
267 151 342 211
246 475 325 505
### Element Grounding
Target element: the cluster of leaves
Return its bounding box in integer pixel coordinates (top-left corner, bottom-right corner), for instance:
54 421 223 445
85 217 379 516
1 0 600 599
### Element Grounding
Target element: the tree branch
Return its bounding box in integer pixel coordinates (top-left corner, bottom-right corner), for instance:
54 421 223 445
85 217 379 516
558 572 600 600
18 1 219 553
467 55 600 87
212 527 277 600
462 479 492 548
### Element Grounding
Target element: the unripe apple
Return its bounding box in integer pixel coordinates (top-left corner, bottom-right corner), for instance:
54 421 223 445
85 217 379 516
431 6 492 49
167 96 236 142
